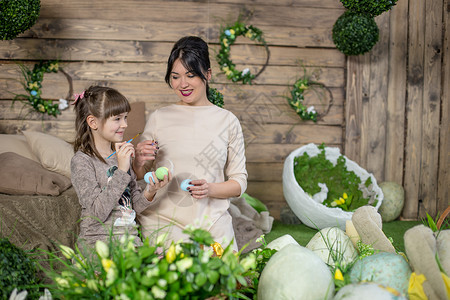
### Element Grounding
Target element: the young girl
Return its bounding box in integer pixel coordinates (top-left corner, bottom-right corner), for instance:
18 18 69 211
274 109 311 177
133 37 248 251
71 86 170 256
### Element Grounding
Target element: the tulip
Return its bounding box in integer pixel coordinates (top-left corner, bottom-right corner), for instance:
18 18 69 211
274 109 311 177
59 245 75 260
95 240 109 258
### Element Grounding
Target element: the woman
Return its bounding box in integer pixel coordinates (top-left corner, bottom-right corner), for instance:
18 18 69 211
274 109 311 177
133 36 247 251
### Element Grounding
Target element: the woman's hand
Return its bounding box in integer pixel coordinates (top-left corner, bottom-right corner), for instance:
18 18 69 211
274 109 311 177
133 140 159 179
135 140 158 167
187 179 209 199
115 141 135 172
144 170 172 201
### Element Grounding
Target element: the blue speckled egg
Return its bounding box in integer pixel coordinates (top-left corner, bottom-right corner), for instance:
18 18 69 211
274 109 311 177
180 179 193 191
349 252 411 296
144 172 155 184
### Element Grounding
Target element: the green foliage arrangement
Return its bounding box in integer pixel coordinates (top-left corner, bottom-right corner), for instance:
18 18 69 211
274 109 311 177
13 60 70 117
208 86 224 108
332 11 379 56
239 235 277 298
293 144 378 212
0 0 41 40
340 0 398 17
42 227 257 300
0 238 40 299
216 21 269 84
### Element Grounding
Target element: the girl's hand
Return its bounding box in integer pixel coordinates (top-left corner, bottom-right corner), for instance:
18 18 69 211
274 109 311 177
135 140 159 168
187 179 209 199
115 141 135 172
144 170 172 201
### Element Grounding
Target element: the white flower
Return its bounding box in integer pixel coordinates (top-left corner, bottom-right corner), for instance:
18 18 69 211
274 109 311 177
38 289 52 300
58 99 68 110
152 286 167 299
242 68 250 76
175 257 193 273
95 240 109 258
55 277 70 288
9 288 27 300
240 253 257 271
255 234 265 244
86 279 99 292
156 233 168 245
307 106 316 114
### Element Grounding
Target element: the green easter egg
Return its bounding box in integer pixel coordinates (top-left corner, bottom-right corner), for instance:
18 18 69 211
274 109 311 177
155 167 169 180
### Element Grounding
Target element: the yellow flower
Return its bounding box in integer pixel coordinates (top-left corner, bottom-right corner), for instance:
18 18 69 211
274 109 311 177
101 258 116 272
335 268 344 281
211 242 224 258
28 82 39 90
222 38 229 47
229 29 235 35
166 244 176 263
245 31 253 38
339 197 345 204
37 104 45 112
225 70 233 76
49 63 59 71
343 193 348 199
222 66 230 72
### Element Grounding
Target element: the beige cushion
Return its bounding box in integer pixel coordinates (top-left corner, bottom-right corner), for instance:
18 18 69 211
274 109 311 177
0 134 39 162
0 152 72 196
23 131 74 178
124 101 146 146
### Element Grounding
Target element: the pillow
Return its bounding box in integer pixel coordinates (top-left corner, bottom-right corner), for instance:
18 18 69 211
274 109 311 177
22 131 74 178
124 101 146 145
0 134 39 162
0 152 72 196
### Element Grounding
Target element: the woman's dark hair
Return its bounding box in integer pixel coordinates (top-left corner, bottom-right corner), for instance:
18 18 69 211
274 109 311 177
165 36 211 98
73 86 131 163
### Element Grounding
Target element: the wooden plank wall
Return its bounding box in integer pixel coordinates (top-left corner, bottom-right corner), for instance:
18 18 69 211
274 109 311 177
0 0 346 219
345 0 449 220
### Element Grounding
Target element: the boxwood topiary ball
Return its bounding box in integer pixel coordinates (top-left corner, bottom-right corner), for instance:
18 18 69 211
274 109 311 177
0 0 41 40
332 11 379 56
340 0 398 17
0 238 40 298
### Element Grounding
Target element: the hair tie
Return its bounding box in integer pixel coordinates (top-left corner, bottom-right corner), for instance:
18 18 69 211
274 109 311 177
71 91 85 105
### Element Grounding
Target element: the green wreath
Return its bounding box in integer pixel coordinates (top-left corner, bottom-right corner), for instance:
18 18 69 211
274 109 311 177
216 21 269 84
13 60 72 117
286 68 333 122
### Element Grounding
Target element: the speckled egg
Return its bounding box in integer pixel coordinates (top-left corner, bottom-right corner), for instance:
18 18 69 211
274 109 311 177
378 182 404 222
349 252 411 296
306 227 358 269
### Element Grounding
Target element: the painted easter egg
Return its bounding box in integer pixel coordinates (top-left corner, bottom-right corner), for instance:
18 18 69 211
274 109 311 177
155 167 169 180
334 282 407 300
144 172 155 184
180 179 193 192
306 227 358 269
378 181 405 222
258 244 334 300
349 252 411 296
